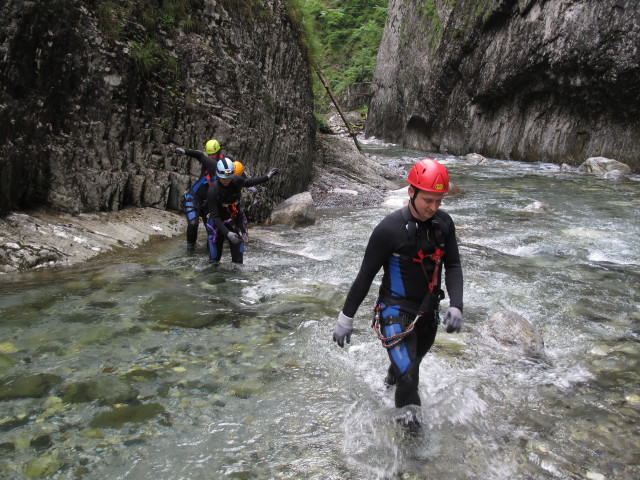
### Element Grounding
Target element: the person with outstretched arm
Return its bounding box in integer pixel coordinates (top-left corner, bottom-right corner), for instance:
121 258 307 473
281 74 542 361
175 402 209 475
332 158 463 431
174 139 224 254
205 157 278 264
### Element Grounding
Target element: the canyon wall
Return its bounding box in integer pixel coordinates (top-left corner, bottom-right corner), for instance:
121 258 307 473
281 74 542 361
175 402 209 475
0 0 316 218
366 0 640 171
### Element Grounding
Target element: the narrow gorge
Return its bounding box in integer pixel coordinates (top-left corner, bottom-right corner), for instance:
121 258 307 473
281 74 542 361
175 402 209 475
366 0 640 171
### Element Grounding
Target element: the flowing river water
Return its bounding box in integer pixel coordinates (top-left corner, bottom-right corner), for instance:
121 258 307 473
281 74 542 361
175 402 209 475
1 145 639 480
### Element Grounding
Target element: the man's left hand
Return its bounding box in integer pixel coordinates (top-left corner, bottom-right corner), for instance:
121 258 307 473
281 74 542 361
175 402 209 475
267 168 279 179
443 307 462 333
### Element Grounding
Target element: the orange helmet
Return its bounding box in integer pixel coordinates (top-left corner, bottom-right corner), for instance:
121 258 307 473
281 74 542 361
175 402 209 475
232 161 244 176
407 159 449 193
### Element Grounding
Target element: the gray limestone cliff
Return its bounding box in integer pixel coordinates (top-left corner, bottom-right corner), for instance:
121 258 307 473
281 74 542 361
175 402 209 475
366 0 640 171
0 0 316 218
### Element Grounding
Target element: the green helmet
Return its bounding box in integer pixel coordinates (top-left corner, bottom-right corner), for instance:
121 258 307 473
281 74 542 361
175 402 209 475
205 139 220 155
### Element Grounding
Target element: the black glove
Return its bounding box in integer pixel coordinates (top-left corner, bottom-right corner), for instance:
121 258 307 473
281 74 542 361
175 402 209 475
175 147 185 155
267 168 279 179
227 232 241 245
443 307 462 333
332 311 353 347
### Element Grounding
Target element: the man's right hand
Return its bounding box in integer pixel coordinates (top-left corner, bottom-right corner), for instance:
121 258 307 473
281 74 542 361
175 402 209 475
227 232 241 244
175 147 185 155
332 311 353 347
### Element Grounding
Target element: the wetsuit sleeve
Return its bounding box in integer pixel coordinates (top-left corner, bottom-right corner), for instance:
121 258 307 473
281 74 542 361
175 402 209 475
242 175 270 187
442 217 463 312
184 150 217 175
342 220 395 318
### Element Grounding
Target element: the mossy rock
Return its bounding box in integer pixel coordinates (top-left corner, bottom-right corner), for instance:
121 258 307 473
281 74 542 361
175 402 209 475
62 377 138 405
0 373 62 400
23 452 62 478
89 403 166 428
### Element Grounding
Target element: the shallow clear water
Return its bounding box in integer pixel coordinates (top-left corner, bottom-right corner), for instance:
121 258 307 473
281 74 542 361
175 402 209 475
1 146 639 480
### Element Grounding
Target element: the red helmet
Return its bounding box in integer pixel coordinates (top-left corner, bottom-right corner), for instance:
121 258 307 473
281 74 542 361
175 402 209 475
407 159 449 193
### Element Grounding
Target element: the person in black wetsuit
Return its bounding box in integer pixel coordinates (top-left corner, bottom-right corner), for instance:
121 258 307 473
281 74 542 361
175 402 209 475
175 139 225 254
332 158 464 424
205 157 278 264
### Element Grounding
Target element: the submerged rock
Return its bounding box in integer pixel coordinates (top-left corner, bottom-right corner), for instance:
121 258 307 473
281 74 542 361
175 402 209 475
465 153 489 165
0 373 62 400
603 169 627 181
448 181 464 196
522 201 552 213
23 452 62 478
89 403 166 428
0 352 17 373
476 310 546 358
62 376 139 405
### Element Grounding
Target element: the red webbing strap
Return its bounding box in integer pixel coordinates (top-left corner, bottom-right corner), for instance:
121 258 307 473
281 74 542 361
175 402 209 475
413 248 444 293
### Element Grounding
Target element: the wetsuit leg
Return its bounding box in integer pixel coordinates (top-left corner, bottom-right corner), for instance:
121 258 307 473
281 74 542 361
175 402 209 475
215 235 225 262
205 217 223 262
388 316 438 408
229 237 244 264
183 193 201 245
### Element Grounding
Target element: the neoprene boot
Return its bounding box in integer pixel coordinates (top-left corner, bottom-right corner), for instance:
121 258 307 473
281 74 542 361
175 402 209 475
186 243 196 254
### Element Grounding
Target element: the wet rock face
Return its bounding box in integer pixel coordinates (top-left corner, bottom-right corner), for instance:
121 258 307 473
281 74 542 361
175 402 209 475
367 0 640 171
0 0 316 219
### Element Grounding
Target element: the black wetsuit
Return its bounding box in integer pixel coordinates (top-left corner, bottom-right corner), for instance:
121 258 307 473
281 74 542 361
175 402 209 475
342 206 463 408
205 173 271 263
181 150 222 247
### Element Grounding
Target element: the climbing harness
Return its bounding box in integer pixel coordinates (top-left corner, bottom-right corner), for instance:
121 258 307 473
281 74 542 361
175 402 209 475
372 304 420 349
222 201 240 219
413 248 444 294
372 207 446 349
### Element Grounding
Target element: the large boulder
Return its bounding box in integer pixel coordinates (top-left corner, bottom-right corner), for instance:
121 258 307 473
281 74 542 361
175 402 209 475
577 157 632 175
476 310 546 358
268 192 316 227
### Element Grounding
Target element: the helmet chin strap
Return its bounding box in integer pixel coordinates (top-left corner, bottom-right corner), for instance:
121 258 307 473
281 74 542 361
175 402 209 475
409 187 419 211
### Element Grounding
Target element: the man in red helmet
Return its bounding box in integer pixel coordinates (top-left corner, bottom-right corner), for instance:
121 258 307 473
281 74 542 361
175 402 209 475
332 158 463 428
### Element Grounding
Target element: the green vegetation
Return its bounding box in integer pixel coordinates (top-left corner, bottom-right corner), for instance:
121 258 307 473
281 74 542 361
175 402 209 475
296 0 387 107
95 0 203 86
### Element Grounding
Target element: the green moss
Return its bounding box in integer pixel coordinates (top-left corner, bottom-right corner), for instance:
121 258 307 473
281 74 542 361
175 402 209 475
94 0 201 89
421 0 438 20
314 112 331 133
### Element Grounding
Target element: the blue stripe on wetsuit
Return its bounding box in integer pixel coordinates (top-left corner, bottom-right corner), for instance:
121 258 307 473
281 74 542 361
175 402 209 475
385 324 411 373
184 193 198 221
384 255 411 374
